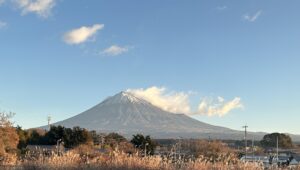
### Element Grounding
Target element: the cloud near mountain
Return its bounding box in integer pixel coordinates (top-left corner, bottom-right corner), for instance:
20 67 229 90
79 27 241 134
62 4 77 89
127 86 243 116
197 97 243 117
127 87 191 114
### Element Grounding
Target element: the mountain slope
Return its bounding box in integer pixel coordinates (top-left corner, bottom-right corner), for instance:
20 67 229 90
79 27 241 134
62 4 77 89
49 92 269 140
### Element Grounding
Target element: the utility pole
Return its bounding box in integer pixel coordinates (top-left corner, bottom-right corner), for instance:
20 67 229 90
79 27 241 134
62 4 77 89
47 115 51 130
100 135 104 149
252 136 254 162
276 136 279 162
243 125 248 160
179 136 183 156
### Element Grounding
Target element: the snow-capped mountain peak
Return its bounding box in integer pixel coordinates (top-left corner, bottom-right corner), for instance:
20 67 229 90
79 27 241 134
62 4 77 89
101 91 149 105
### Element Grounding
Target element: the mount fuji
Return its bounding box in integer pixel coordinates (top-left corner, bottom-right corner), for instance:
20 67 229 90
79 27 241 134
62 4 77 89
47 92 298 141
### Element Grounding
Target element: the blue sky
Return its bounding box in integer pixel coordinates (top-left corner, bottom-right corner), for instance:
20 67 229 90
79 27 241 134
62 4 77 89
0 0 299 134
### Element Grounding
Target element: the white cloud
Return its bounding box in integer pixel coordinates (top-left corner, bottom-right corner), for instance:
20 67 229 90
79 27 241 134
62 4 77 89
13 0 56 18
197 97 243 117
63 24 104 45
243 10 262 22
127 86 243 117
102 45 129 56
127 87 191 114
0 21 7 29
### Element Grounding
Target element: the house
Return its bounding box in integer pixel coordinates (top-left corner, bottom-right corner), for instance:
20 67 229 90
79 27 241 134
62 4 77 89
278 151 296 157
240 155 269 163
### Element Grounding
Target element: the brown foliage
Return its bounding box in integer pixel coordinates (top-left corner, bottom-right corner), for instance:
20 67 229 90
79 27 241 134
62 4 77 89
0 112 19 157
72 144 96 156
181 139 236 162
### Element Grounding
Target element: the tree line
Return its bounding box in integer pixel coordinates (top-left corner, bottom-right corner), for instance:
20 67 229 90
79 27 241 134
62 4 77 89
17 125 93 148
1 112 157 156
0 112 295 157
16 125 157 154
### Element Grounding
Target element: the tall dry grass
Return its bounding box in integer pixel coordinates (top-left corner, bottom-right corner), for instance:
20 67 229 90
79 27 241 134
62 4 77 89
1 144 300 170
0 149 273 170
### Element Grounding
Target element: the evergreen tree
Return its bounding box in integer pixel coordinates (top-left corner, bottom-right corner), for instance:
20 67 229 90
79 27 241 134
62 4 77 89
131 134 156 155
260 133 293 148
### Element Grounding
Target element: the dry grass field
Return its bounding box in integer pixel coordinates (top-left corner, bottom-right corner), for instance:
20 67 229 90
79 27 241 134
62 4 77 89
1 149 297 170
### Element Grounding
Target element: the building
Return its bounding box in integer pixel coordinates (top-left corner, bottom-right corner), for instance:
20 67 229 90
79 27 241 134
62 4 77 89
26 145 65 155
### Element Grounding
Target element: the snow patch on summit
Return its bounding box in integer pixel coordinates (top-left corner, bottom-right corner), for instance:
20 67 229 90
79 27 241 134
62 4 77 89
121 92 140 103
101 91 150 105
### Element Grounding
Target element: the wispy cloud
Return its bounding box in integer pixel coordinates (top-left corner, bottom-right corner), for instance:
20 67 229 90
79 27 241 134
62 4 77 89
127 86 243 116
63 24 104 45
13 0 56 18
243 10 262 22
216 5 227 11
197 97 243 117
101 45 129 56
0 0 5 5
0 21 7 29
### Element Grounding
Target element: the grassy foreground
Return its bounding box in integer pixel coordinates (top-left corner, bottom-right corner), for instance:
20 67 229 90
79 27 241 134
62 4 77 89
1 149 292 170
